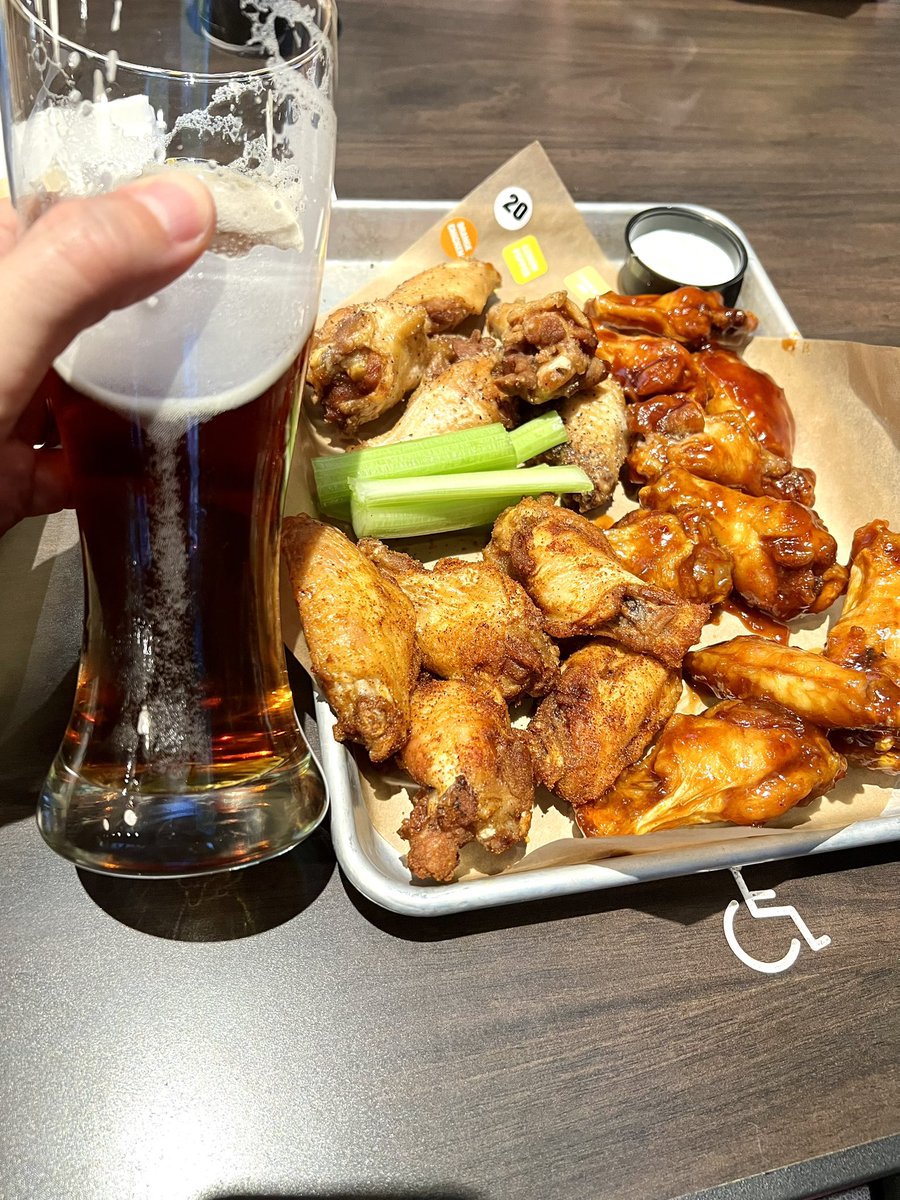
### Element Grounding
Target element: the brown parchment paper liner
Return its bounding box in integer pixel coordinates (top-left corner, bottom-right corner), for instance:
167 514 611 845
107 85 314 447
280 142 900 882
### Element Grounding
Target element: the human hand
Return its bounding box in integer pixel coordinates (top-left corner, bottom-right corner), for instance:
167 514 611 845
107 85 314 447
0 176 216 535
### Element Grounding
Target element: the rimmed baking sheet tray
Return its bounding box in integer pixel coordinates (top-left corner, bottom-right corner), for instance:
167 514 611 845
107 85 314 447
316 197 899 917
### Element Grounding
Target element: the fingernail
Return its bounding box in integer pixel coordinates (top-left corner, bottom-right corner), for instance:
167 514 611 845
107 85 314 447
124 175 214 244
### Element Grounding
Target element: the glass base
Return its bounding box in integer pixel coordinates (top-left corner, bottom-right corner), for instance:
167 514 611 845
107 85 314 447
37 747 328 878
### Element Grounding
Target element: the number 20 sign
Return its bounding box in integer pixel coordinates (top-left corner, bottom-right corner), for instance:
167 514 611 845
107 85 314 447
494 185 533 232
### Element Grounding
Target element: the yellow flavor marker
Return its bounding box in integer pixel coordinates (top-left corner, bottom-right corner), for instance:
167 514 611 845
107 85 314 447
564 265 613 304
502 234 548 285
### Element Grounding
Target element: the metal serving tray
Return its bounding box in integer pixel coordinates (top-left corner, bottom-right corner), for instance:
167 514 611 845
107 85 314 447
317 198 900 918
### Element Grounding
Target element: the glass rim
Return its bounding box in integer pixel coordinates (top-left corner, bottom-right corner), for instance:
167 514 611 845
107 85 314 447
6 0 337 83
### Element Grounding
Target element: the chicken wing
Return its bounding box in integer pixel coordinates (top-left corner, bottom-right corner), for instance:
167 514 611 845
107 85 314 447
543 376 628 511
685 636 900 730
585 287 758 346
629 409 816 506
825 520 900 675
388 259 501 333
575 700 846 837
281 515 419 761
307 300 430 434
398 678 535 882
529 641 682 809
639 467 846 619
487 291 606 403
592 327 709 414
361 354 514 447
358 541 559 701
696 347 795 459
485 497 709 668
828 728 900 775
605 509 734 605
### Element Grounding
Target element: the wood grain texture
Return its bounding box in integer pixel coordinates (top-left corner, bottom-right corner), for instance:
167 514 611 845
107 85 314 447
333 0 900 345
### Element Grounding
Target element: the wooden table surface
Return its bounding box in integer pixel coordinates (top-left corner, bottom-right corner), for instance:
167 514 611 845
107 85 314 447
1 2 899 1200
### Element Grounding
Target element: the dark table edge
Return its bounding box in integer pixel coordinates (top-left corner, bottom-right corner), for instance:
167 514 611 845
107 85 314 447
675 1134 899 1200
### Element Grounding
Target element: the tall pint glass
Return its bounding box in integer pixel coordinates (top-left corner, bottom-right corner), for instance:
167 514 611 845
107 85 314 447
0 0 336 874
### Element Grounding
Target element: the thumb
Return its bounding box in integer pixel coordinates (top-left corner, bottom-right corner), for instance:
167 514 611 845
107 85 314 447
0 175 215 438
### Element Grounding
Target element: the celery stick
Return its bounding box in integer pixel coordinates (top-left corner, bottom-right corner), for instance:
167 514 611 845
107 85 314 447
350 465 592 509
312 422 517 519
350 497 507 540
509 411 567 463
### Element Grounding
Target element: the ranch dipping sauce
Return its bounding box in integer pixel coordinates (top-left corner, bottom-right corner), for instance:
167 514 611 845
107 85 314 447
630 227 738 288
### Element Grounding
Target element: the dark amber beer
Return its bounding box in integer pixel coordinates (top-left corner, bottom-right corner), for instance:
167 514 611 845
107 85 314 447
38 177 329 874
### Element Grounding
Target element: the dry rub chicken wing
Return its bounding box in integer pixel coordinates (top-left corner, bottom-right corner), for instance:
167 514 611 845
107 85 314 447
398 678 535 882
639 467 847 620
485 497 709 668
362 354 514 448
388 259 501 333
575 699 846 837
543 376 628 511
307 300 430 434
530 641 682 809
358 541 559 701
629 408 816 506
281 515 419 761
586 287 758 346
487 291 607 403
685 636 900 730
605 508 734 606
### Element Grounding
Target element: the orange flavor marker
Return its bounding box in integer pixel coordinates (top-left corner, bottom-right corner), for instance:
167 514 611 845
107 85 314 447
440 217 478 259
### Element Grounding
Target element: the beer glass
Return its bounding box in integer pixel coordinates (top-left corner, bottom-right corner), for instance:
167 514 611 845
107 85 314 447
0 0 336 874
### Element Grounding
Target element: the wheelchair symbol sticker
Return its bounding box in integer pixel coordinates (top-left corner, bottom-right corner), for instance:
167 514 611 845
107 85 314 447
723 867 831 975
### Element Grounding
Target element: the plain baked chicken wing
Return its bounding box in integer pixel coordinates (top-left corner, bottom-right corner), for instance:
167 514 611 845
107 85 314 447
307 300 430 434
398 678 535 882
543 376 628 511
529 641 682 809
575 699 846 837
488 291 607 403
605 509 734 606
358 541 559 701
361 354 514 448
388 259 501 333
639 467 846 619
586 287 758 346
281 515 420 761
628 408 816 506
485 497 709 668
684 636 900 730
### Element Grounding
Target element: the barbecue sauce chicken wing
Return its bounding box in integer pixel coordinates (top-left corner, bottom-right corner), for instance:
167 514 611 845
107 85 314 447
487 291 607 403
398 678 536 882
575 700 846 837
825 520 900 678
605 509 734 605
586 287 757 346
685 636 900 730
628 408 816 506
639 468 846 620
696 346 795 459
388 259 501 334
486 496 709 668
543 376 628 511
530 641 682 809
307 300 430 434
358 541 559 701
282 515 419 761
591 328 709 419
823 520 900 773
